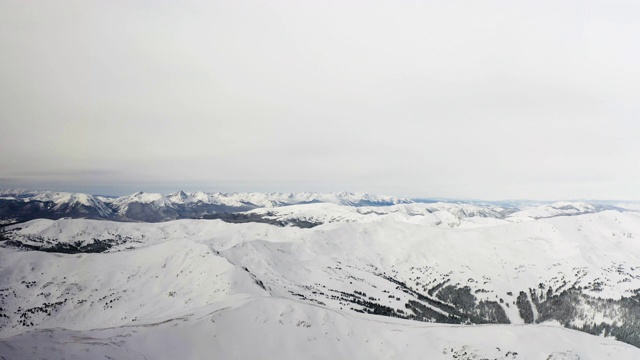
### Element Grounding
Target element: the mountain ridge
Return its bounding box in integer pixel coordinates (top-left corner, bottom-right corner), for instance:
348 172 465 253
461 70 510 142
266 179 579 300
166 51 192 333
1 188 630 225
0 189 414 224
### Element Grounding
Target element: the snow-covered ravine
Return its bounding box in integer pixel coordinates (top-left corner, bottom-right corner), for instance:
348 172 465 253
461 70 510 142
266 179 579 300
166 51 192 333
2 204 640 359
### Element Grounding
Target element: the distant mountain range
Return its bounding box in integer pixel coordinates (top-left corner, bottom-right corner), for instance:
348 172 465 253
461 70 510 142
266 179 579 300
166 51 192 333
0 189 412 224
1 189 626 226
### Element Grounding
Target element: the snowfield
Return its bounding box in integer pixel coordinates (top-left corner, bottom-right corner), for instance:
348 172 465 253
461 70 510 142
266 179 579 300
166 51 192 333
1 195 640 359
2 297 639 360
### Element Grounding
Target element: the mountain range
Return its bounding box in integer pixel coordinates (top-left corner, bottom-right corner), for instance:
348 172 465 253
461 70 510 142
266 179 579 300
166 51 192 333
0 189 623 225
0 189 412 224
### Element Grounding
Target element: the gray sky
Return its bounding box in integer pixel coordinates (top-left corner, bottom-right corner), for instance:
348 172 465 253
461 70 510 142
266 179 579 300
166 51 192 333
1 0 639 199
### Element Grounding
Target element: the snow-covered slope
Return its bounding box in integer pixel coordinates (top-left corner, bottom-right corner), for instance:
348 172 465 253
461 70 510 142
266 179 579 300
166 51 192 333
2 205 640 357
2 297 638 360
507 202 599 221
245 202 512 228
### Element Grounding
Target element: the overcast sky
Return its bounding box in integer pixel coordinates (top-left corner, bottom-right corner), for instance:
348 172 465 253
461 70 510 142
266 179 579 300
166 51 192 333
1 0 639 199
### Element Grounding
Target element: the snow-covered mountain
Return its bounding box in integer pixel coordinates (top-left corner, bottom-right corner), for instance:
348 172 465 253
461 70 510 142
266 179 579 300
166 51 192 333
2 201 640 358
0 189 413 223
0 190 113 223
0 189 620 227
507 201 599 220
244 201 513 228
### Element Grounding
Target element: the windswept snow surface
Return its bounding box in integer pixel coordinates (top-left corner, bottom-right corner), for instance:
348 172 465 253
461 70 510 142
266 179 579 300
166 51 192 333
2 200 640 358
1 297 639 360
